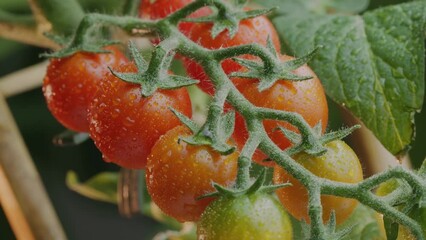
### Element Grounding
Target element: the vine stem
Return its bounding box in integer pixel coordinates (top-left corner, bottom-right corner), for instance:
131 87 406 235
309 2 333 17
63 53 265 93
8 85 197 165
47 2 426 238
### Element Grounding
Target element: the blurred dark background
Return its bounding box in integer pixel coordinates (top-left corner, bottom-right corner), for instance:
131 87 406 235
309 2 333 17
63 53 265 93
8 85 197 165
0 0 425 239
0 42 169 239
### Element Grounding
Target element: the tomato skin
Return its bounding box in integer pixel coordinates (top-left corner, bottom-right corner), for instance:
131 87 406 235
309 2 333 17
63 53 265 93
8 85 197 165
197 193 293 240
146 126 238 222
88 63 192 169
140 0 210 36
184 15 281 94
43 46 128 132
273 140 363 224
232 54 328 166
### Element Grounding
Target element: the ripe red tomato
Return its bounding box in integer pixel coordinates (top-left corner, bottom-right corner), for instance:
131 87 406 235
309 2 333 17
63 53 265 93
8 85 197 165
197 193 293 240
273 140 363 224
184 15 281 94
232 54 328 166
139 0 211 36
146 126 238 222
43 46 128 132
88 63 192 169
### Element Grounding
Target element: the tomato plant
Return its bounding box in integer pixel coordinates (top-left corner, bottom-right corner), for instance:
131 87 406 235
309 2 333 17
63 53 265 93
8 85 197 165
43 46 128 132
146 126 238 222
273 140 364 224
232 54 328 166
197 193 293 240
1 0 425 239
88 63 192 169
184 15 281 94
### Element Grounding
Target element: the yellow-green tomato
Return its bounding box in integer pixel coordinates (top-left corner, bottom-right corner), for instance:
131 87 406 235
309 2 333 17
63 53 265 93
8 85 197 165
273 140 364 224
197 193 293 240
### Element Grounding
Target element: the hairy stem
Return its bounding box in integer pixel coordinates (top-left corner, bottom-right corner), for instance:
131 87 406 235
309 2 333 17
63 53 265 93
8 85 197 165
48 4 426 239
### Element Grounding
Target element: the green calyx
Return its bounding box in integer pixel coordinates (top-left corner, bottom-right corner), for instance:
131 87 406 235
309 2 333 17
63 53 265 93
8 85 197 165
38 0 426 239
198 169 291 199
111 41 198 97
170 107 235 155
230 39 321 91
300 212 355 240
185 7 276 38
281 124 361 156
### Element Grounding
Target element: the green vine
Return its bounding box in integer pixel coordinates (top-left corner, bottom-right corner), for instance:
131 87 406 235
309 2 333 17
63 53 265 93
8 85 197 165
41 0 426 239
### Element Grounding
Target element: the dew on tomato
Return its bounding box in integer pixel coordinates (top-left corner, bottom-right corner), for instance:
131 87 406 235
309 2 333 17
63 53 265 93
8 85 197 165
146 126 238 222
197 193 293 240
184 14 281 94
43 46 128 132
273 140 363 224
88 63 192 169
233 54 328 166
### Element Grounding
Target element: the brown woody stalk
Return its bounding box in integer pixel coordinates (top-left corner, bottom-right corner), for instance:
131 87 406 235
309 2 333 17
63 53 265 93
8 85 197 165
0 93 66 240
0 61 47 98
0 22 58 49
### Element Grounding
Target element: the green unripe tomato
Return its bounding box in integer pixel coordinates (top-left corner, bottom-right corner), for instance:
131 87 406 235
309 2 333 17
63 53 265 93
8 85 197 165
197 193 292 240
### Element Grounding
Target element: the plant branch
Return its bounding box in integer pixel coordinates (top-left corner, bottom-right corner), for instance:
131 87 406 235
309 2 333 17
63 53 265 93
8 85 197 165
0 22 59 49
27 0 52 33
43 4 426 239
0 61 48 98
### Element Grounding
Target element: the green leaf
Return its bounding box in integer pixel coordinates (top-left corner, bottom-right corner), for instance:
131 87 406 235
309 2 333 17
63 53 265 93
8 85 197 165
252 0 369 15
274 2 426 155
66 171 118 204
169 108 199 133
384 216 399 240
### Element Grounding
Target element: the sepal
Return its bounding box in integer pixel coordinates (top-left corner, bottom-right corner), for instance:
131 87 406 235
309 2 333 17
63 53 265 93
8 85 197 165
184 8 275 38
320 125 360 144
230 47 320 91
111 41 198 97
42 39 119 58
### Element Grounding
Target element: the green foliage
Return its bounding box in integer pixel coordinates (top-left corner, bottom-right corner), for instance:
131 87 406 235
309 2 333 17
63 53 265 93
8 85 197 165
66 171 118 204
272 1 426 155
337 205 385 240
252 0 369 15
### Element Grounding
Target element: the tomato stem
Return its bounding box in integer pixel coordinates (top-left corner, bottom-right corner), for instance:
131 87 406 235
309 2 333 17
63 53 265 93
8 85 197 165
44 2 426 239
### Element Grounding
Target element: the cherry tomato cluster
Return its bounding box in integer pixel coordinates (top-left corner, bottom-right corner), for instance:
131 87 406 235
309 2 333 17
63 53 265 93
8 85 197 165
42 0 365 238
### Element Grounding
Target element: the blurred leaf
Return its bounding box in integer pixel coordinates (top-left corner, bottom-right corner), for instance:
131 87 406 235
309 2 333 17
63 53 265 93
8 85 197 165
252 0 369 15
337 204 386 240
153 223 196 240
0 0 29 12
274 2 426 155
0 40 23 60
66 171 118 204
77 0 125 13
